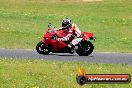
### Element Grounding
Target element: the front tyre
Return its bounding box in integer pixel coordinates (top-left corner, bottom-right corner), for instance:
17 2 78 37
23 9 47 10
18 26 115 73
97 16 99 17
76 41 94 56
36 41 50 55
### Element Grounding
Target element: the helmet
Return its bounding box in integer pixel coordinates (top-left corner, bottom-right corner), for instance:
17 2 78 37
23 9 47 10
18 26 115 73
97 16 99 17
62 18 71 29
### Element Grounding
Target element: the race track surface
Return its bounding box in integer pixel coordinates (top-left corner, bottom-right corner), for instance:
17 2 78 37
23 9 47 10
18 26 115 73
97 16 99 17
0 48 132 65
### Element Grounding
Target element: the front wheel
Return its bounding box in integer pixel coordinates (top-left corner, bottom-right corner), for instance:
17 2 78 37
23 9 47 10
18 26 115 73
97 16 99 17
76 41 94 56
36 41 50 55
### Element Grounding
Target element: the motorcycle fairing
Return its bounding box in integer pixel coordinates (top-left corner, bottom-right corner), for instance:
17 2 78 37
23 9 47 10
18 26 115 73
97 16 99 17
82 32 94 40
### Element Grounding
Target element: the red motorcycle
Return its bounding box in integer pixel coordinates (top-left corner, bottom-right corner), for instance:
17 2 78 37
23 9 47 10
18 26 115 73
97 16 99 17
36 23 95 56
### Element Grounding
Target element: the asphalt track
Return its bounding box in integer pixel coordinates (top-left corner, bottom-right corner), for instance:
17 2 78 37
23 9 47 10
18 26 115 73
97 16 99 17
0 48 132 65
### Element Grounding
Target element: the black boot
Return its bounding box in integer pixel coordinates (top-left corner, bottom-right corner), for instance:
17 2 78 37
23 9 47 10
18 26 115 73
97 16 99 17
68 44 75 54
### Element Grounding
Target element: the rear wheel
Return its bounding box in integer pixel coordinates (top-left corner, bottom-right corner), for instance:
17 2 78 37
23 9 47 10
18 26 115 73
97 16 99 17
36 41 50 55
76 41 94 56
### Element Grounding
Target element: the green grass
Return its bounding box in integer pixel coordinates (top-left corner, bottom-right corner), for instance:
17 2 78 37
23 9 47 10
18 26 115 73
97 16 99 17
0 0 132 52
0 58 132 88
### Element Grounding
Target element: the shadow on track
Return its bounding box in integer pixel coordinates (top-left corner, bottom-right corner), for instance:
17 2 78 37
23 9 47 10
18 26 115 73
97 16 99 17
56 54 77 56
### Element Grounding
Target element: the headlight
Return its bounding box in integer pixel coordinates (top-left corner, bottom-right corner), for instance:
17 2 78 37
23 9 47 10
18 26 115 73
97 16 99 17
45 38 49 40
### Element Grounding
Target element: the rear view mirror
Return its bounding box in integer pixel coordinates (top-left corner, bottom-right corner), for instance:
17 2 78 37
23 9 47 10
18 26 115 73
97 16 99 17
48 23 51 27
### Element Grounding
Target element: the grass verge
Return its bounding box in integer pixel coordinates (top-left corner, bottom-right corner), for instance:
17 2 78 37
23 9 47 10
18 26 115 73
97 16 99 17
0 58 132 88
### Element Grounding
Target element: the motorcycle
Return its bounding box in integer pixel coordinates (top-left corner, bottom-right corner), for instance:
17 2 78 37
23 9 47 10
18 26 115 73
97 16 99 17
36 23 95 56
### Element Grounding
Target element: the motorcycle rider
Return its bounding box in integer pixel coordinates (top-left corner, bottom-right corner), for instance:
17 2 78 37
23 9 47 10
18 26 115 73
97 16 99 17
56 18 82 53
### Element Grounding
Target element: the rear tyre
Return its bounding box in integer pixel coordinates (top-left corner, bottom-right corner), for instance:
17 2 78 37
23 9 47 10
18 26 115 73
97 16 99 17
36 41 50 55
76 41 94 56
